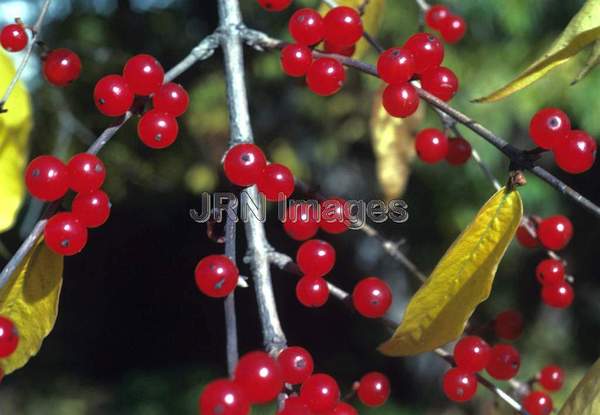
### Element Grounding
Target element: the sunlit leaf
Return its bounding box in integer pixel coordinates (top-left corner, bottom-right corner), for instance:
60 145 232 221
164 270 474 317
558 358 600 415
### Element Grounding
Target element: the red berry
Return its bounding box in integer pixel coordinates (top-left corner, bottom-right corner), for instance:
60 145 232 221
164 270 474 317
278 396 311 415
277 346 314 384
357 372 390 407
306 58 346 96
352 277 392 318
453 336 491 372
329 402 358 415
0 316 19 358
25 155 69 201
523 391 553 415
152 82 189 117
234 351 283 404
280 44 313 77
420 66 459 101
289 8 324 46
382 82 420 118
425 5 451 30
72 190 111 228
439 15 467 44
300 373 340 413
296 276 330 307
257 163 295 201
446 137 472 165
486 344 520 380
539 365 564 392
296 239 336 277
403 33 444 74
257 0 292 12
199 379 250 415
44 212 88 256
529 108 571 150
323 6 363 48
516 219 539 249
323 41 356 57
442 368 477 402
43 48 82 87
535 259 565 285
415 128 449 163
320 198 349 234
494 310 524 340
377 47 416 85
137 110 179 149
537 215 573 251
122 54 164 96
194 255 239 298
283 203 319 241
93 74 134 117
1 24 27 52
223 143 267 187
67 153 106 193
541 281 574 309
554 130 597 174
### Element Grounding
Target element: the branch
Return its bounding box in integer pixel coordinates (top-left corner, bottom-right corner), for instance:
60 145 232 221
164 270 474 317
224 202 239 376
414 0 430 13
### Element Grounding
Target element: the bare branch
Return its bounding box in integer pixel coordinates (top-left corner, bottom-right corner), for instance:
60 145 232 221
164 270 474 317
224 202 239 376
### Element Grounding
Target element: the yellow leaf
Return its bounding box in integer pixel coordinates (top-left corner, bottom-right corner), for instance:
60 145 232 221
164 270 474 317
558 358 600 415
573 39 600 84
0 235 63 375
379 187 522 356
474 0 600 103
0 51 33 232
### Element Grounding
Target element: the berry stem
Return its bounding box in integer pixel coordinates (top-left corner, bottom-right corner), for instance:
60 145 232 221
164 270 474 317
223 201 239 377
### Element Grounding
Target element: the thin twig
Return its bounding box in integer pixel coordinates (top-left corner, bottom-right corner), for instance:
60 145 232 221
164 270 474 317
414 0 430 12
224 202 239 376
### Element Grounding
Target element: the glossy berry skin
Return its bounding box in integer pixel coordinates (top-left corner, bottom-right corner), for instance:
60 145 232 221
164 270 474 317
420 66 459 101
93 74 134 117
137 110 179 149
446 137 472 165
554 130 597 174
523 391 553 415
486 344 520 380
382 82 419 118
194 255 239 298
329 402 358 415
377 47 415 85
516 220 539 249
539 365 564 392
122 54 164 96
403 33 444 74
494 310 524 340
223 143 267 187
257 163 295 201
280 44 313 77
257 0 292 12
234 351 283 404
323 41 356 57
535 259 565 285
537 215 573 251
152 82 189 117
289 8 324 46
425 5 451 30
43 48 82 87
306 58 346 96
1 24 27 52
300 373 340 413
199 379 250 415
67 153 106 193
72 190 111 228
529 108 571 150
278 346 314 384
439 15 467 44
296 239 336 277
323 6 363 48
541 281 574 308
415 128 449 163
283 203 319 241
278 396 311 415
25 155 69 201
0 316 19 358
442 368 477 402
357 372 390 407
296 276 329 307
352 277 392 318
453 336 491 372
320 198 349 234
44 213 88 256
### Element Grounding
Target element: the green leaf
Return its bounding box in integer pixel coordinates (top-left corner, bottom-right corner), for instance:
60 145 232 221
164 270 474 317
558 358 600 415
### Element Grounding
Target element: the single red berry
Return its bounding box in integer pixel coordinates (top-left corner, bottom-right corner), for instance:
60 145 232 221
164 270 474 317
122 54 164 96
446 137 471 165
439 15 467 44
306 57 346 96
93 74 134 117
523 391 553 415
403 33 444 74
152 82 189 117
420 66 459 101
415 128 449 163
278 396 311 415
72 190 111 228
357 372 390 407
541 281 574 309
0 316 19 358
296 239 336 277
529 108 571 150
194 255 239 298
277 346 314 384
494 310 524 340
234 351 283 404
352 277 392 318
453 336 491 372
137 109 179 149
1 24 27 52
320 198 349 234
280 44 313 77
486 344 520 380
257 163 295 201
199 379 250 415
539 365 564 392
537 215 573 251
289 8 324 46
25 155 69 201
296 276 329 307
44 212 88 256
536 259 565 285
442 368 477 402
323 41 356 57
516 218 540 249
425 5 451 30
257 0 292 12
283 203 319 241
67 153 106 193
329 402 358 415
43 48 82 87
382 82 420 118
554 130 597 174
300 373 340 413
323 6 363 48
223 143 267 187
377 47 416 85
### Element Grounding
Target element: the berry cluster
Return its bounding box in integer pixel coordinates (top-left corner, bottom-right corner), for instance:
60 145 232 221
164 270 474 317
536 257 574 308
518 364 564 415
424 4 467 44
283 200 349 241
414 128 472 164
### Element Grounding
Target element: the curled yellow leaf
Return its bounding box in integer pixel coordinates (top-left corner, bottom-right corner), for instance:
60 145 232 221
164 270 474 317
558 358 600 415
379 187 522 356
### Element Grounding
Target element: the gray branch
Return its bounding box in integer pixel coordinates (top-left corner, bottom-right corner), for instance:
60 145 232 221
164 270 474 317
224 203 239 376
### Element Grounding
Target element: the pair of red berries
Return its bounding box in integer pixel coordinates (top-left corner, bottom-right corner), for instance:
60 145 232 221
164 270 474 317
535 258 574 309
516 215 573 251
0 316 19 359
295 239 336 307
1 23 28 52
283 200 349 241
414 128 472 164
425 4 468 44
518 365 565 415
